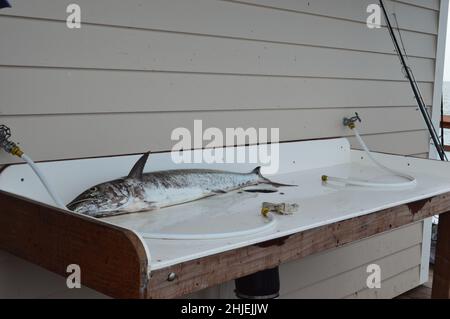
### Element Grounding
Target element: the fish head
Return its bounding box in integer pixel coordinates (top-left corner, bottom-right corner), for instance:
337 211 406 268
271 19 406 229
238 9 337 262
67 179 134 217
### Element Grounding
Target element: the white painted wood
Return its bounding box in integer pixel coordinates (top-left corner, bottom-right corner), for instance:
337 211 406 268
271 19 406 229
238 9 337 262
352 147 450 177
2 0 439 35
395 0 440 11
280 245 422 298
393 0 440 11
420 217 432 284
278 223 423 295
410 152 430 158
0 0 436 58
0 67 433 116
226 0 438 35
0 107 428 164
0 17 435 81
348 130 430 155
345 266 421 298
430 0 449 160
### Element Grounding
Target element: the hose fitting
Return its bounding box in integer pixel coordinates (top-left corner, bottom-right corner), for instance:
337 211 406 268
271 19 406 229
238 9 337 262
261 207 270 218
0 125 24 158
10 145 24 157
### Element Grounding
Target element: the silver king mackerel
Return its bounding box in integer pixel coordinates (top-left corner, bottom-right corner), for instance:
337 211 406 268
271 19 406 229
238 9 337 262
68 152 295 217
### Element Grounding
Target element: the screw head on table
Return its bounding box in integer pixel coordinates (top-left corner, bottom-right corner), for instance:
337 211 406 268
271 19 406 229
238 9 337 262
167 272 177 281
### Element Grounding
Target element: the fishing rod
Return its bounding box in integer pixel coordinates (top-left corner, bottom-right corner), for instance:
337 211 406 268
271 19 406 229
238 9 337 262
379 0 448 161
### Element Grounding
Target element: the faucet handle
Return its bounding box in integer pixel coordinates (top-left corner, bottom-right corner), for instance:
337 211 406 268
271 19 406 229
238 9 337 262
0 125 11 144
343 112 362 129
0 125 22 157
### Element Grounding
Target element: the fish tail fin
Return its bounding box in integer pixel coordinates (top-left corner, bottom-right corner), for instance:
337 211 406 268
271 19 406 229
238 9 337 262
251 166 297 187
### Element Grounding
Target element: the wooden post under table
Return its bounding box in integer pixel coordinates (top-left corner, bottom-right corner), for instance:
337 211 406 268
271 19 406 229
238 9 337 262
432 212 450 298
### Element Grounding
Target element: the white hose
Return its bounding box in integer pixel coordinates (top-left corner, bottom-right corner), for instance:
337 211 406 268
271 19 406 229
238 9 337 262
21 153 67 209
141 212 277 240
324 128 416 189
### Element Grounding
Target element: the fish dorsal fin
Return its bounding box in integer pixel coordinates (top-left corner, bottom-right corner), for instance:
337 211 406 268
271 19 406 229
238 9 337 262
251 166 263 178
128 151 150 180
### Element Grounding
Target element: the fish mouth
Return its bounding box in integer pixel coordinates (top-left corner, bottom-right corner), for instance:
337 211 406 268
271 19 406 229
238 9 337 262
68 196 134 216
67 198 93 208
67 197 106 214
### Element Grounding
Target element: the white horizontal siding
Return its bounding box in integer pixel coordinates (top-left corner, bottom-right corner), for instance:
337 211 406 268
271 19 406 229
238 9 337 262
348 130 430 155
224 0 438 34
410 152 430 158
394 0 439 11
283 245 422 298
0 67 433 115
0 16 435 81
1 107 428 161
0 0 437 58
2 0 439 35
345 266 421 298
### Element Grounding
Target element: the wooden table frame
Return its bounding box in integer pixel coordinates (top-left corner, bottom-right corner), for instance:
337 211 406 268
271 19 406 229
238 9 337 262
1 189 450 299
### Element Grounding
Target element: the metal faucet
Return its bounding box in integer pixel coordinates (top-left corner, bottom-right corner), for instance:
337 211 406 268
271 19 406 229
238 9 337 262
0 125 23 157
343 112 361 129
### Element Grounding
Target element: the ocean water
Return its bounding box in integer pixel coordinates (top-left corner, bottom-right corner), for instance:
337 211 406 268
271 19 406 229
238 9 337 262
444 82 450 115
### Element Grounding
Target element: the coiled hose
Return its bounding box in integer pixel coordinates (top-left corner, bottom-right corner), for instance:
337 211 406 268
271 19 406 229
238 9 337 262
141 212 277 240
322 128 416 189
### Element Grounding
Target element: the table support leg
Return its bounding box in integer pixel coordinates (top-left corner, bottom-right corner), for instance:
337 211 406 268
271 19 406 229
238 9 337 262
432 212 450 299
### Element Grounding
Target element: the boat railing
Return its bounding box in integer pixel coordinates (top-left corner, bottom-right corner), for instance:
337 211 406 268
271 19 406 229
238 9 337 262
440 115 450 152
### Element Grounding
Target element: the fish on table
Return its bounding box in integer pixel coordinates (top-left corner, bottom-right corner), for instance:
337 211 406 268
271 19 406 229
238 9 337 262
67 152 296 217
